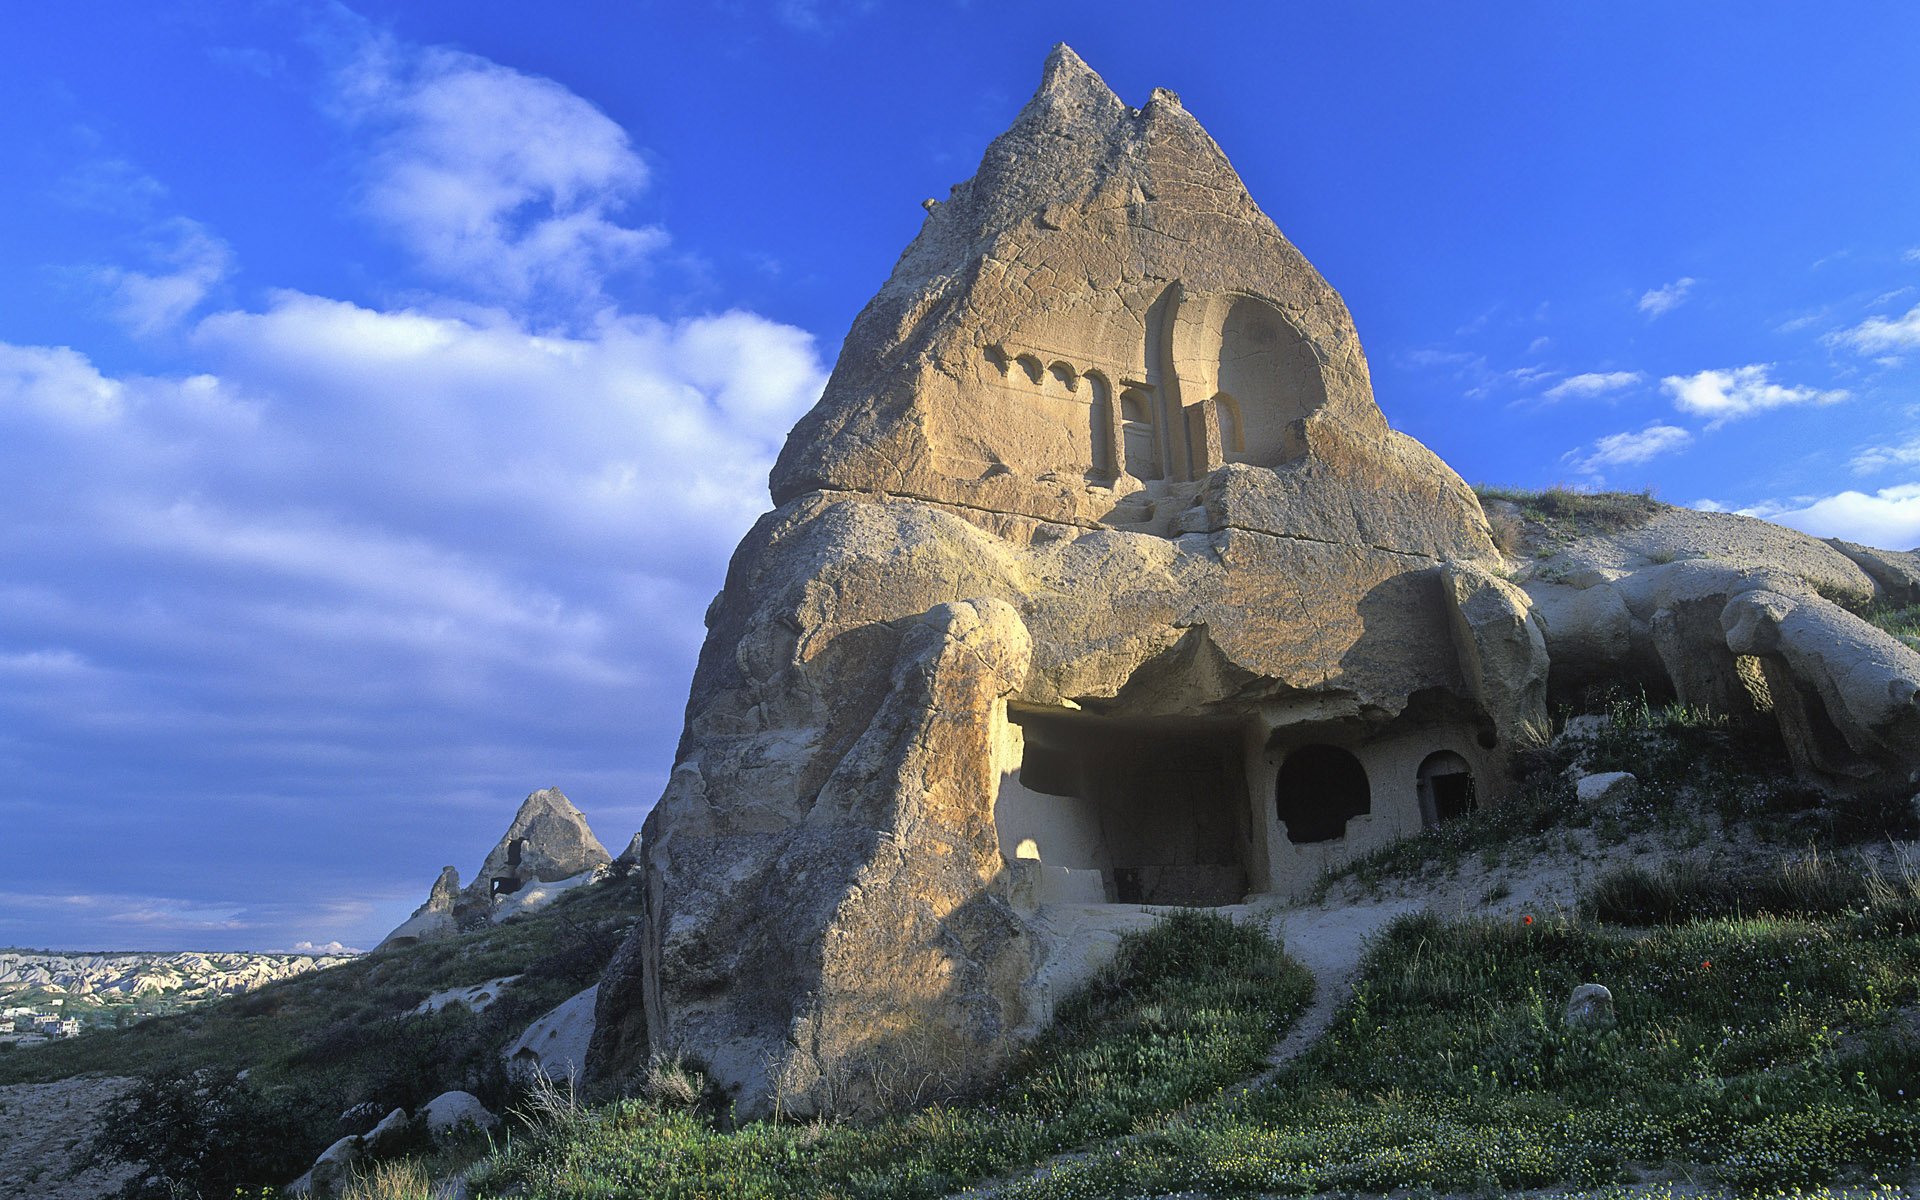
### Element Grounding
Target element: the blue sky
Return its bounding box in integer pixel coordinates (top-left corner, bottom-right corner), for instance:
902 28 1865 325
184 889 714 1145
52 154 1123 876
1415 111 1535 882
4 3 1919 951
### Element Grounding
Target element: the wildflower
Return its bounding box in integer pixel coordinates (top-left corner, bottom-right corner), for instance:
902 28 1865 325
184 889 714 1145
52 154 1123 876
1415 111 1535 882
1701 959 1712 970
1522 914 1534 926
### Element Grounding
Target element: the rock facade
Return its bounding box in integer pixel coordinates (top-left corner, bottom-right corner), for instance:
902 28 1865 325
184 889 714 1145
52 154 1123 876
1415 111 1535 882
598 46 1559 1117
592 45 1920 1120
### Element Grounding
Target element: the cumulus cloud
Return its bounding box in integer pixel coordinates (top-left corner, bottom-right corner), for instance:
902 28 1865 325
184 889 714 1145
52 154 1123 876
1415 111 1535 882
1732 483 1920 549
1835 303 1920 354
1565 423 1693 474
1661 364 1848 428
1638 277 1695 317
0 343 128 424
0 300 825 947
333 36 664 305
2 32 831 952
290 939 361 955
1543 370 1643 402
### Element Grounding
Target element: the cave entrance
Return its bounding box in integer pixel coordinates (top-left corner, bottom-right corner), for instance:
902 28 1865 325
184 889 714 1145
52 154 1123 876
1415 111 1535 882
998 708 1251 906
1416 751 1476 828
1274 744 1370 843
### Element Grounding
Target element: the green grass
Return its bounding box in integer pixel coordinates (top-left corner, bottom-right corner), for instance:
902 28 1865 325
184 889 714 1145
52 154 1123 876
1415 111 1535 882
1866 600 1920 652
1328 691 1914 897
1475 485 1665 535
469 910 1314 1200
1000 905 1920 1198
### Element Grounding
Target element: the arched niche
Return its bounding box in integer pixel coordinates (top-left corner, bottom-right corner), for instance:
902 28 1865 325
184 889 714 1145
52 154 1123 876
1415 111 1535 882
1274 744 1369 844
1415 751 1476 829
1086 372 1117 482
1216 295 1326 466
1119 388 1161 480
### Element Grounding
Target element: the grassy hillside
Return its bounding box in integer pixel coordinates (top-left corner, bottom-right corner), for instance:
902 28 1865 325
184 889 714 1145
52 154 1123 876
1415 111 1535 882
441 700 1920 1200
20 699 1920 1199
0 871 639 1188
472 910 1314 1200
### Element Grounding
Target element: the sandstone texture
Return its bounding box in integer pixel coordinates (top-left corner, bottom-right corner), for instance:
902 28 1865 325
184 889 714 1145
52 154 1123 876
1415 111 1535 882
599 46 1549 1118
589 46 1920 1120
1505 503 1920 788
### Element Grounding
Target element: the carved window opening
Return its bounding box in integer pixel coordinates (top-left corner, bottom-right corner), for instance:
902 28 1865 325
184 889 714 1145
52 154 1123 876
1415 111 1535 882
1274 744 1369 844
1119 389 1160 480
997 708 1250 906
1416 751 1476 829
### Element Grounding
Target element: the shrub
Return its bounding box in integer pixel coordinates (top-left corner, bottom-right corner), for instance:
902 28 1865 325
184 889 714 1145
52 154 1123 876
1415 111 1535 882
82 1068 319 1200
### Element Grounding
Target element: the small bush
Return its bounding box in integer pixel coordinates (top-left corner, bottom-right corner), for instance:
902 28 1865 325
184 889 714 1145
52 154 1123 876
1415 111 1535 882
343 1157 437 1200
83 1068 319 1200
1473 485 1663 535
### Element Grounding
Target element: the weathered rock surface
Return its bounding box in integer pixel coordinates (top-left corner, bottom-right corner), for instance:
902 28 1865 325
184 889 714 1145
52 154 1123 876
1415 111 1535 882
424 1090 503 1136
1576 772 1638 807
378 865 461 948
596 47 1562 1118
423 1090 500 1142
1564 983 1615 1030
378 788 611 949
464 787 611 909
288 1134 363 1198
589 44 1920 1122
506 984 599 1084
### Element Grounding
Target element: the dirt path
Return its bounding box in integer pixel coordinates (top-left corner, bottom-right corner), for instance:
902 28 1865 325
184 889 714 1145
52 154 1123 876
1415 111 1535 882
0 1075 137 1200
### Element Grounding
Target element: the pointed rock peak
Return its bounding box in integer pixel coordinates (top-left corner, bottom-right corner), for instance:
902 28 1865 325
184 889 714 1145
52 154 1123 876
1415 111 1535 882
1038 43 1100 93
1019 42 1126 125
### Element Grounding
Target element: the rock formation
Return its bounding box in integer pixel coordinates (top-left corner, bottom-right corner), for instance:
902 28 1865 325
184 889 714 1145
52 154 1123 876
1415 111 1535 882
589 46 1920 1118
378 788 611 950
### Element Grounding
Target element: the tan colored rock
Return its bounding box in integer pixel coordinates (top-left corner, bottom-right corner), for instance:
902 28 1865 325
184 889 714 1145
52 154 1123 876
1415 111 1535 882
375 865 460 950
378 789 613 950
466 787 611 908
1441 563 1550 749
597 47 1541 1117
1828 538 1920 607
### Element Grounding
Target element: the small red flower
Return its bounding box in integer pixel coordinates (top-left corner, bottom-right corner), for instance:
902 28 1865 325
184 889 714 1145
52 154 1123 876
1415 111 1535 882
1702 959 1713 970
1522 914 1534 926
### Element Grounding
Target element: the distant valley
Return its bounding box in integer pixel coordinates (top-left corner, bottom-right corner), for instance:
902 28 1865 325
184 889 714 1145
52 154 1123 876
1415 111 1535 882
0 948 356 1045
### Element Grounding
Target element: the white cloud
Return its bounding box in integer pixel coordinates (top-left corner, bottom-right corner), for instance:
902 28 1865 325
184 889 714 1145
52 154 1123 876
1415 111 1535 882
96 217 232 335
1835 303 1920 354
334 39 664 304
2 26 832 953
290 939 361 955
1638 277 1695 317
0 343 127 424
1732 482 1920 550
1543 370 1643 402
1565 423 1693 474
1904 247 1920 264
1661 364 1848 428
1850 436 1920 475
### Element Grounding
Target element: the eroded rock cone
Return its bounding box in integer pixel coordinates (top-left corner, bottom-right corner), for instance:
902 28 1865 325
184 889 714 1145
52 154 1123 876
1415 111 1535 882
593 44 1920 1119
377 788 611 950
592 45 1547 1119
463 787 611 909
